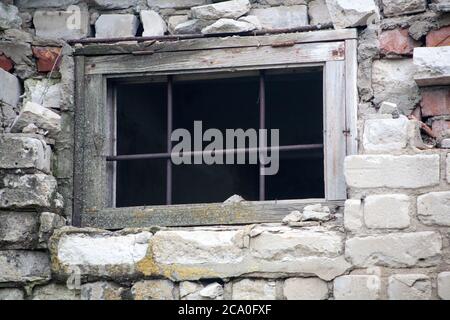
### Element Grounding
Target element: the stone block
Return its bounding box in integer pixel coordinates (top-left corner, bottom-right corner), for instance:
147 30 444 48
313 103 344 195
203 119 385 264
414 47 450 85
437 272 450 300
81 282 123 300
388 274 431 300
363 194 411 229
309 0 332 25
191 0 250 20
140 10 167 37
345 232 442 267
11 101 61 139
250 6 308 30
344 154 440 189
334 275 381 300
24 79 61 110
380 28 420 56
0 250 51 283
417 192 450 226
201 18 256 34
32 283 79 300
167 15 188 34
232 279 276 300
426 26 450 47
382 0 427 17
131 280 176 300
283 278 329 300
91 0 139 9
325 0 379 29
180 281 223 300
420 87 450 117
33 8 90 40
95 14 139 38
148 0 207 9
39 212 66 247
372 59 419 115
174 19 211 34
363 116 409 153
344 199 363 232
0 68 20 107
0 3 22 30
0 174 58 209
16 0 79 8
0 211 39 249
0 288 24 300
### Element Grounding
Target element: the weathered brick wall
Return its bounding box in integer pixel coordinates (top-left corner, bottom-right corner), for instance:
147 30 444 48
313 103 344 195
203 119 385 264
1 0 450 300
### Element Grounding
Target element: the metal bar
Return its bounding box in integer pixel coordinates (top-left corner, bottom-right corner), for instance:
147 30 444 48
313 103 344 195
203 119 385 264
166 76 173 205
259 71 266 201
67 24 334 45
106 144 324 161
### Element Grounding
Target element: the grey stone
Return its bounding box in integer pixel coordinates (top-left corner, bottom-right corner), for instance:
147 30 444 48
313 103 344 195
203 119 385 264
414 47 450 84
148 0 208 9
11 102 61 139
363 116 409 153
232 279 276 300
417 192 450 227
140 10 167 37
33 8 90 40
363 194 411 229
95 14 139 38
201 18 256 34
24 79 61 110
0 3 22 30
0 212 39 249
238 15 262 30
388 274 431 300
173 19 212 34
167 15 189 34
334 275 381 300
179 281 223 300
33 283 79 300
309 0 332 25
0 134 51 173
283 278 329 300
16 0 80 8
91 0 139 9
132 280 176 300
372 59 419 115
250 5 308 30
0 69 20 108
382 0 427 17
344 199 363 232
39 212 66 248
81 282 123 300
0 288 24 300
0 41 34 79
345 232 442 268
325 0 379 29
0 250 51 283
378 101 399 115
438 272 450 300
191 0 251 20
344 154 440 189
440 138 450 148
0 174 58 209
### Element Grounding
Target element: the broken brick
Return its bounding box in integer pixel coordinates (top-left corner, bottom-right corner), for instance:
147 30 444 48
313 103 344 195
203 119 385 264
0 53 14 72
432 119 450 137
421 87 450 117
426 26 450 47
32 46 62 73
380 28 420 56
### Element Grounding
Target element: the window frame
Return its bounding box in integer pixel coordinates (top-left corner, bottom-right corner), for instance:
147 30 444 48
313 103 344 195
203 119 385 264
73 29 358 229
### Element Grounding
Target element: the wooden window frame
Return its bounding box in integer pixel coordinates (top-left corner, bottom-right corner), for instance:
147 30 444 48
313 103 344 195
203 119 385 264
73 29 358 229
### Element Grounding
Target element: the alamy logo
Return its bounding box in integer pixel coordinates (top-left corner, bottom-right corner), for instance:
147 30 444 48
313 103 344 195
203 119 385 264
171 121 280 175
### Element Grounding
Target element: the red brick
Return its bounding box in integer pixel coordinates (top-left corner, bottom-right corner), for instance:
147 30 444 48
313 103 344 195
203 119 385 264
380 28 421 56
0 53 14 72
432 120 450 137
421 87 450 117
32 46 62 73
426 26 450 47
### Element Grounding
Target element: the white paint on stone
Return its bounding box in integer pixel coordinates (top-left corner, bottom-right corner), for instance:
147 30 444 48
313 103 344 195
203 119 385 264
345 232 442 267
388 274 431 300
0 68 21 108
364 194 411 229
283 277 329 300
344 154 440 189
95 14 139 38
201 18 256 34
334 275 381 300
363 116 409 153
344 199 363 232
437 272 450 300
382 0 427 17
325 0 379 29
191 0 251 20
57 232 152 266
250 6 308 30
33 8 90 40
417 192 450 226
11 102 61 139
232 279 276 300
140 10 167 37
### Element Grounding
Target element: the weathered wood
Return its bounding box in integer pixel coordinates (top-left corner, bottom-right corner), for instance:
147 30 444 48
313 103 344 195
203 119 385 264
82 199 345 229
414 75 450 87
75 29 357 56
345 39 358 156
324 61 347 200
85 41 345 75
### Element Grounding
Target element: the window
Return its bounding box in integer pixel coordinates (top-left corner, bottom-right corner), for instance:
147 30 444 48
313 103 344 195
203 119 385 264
73 29 358 229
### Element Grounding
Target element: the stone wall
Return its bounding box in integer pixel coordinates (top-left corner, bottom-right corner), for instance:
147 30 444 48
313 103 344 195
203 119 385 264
1 0 450 300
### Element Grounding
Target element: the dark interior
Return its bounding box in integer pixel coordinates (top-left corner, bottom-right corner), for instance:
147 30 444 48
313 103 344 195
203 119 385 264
115 70 324 207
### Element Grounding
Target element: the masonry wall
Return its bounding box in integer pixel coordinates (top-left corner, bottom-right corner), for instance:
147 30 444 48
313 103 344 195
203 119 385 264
1 0 450 300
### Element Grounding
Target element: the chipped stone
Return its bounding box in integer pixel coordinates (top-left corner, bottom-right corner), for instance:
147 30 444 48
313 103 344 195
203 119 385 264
414 47 450 85
95 14 139 38
24 79 61 110
191 0 251 20
11 102 61 139
0 68 20 108
201 18 256 34
388 274 431 300
417 192 450 226
382 0 427 17
39 212 66 247
237 15 262 30
283 277 329 300
325 0 380 29
334 275 381 300
0 3 22 30
173 19 211 34
0 250 51 284
140 10 167 37
167 15 188 34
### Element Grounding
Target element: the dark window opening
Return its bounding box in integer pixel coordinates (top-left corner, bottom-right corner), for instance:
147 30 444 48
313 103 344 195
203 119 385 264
113 69 324 207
